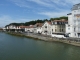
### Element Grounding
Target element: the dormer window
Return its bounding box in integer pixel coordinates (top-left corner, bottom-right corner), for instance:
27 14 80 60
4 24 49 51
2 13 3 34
55 22 57 24
52 22 55 24
59 22 61 24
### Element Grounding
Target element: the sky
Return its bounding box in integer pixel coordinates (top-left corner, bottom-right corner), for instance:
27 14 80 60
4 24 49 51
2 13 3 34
0 0 80 27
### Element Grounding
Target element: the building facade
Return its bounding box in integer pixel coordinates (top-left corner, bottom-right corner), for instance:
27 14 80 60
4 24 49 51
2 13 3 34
42 20 67 35
42 21 52 35
51 20 67 35
25 25 34 33
33 23 42 33
66 3 80 38
5 25 27 32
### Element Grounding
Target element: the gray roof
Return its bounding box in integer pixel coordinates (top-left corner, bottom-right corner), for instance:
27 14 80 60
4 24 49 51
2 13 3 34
67 13 72 15
72 3 80 10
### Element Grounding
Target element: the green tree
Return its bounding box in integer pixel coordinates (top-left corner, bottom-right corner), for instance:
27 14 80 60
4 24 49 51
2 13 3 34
50 16 68 21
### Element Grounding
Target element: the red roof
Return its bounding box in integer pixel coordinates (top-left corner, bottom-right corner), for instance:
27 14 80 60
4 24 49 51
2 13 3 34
45 21 52 25
35 23 43 27
52 19 68 22
47 21 52 25
29 25 34 28
19 25 34 28
19 26 29 28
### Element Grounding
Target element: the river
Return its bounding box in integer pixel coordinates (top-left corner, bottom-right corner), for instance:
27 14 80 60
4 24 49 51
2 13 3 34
0 32 80 60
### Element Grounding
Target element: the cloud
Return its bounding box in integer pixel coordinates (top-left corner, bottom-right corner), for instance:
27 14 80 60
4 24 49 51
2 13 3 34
28 0 79 7
5 0 80 24
29 0 53 7
65 0 80 4
38 10 70 18
0 15 30 27
8 0 80 14
9 0 31 8
8 0 80 12
9 0 80 8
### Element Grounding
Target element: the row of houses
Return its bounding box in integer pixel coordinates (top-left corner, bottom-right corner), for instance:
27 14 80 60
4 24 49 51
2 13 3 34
3 19 68 37
4 3 80 38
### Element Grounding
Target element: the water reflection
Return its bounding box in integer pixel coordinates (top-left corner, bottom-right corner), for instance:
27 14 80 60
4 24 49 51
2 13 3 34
0 32 80 60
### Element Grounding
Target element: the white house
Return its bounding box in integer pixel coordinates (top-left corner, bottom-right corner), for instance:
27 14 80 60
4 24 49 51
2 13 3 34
42 20 67 36
5 25 20 32
42 21 52 35
33 23 43 33
25 25 34 33
66 3 80 38
5 25 27 32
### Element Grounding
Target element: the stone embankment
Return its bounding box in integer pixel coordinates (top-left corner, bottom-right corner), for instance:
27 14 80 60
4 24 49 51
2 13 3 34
6 32 80 47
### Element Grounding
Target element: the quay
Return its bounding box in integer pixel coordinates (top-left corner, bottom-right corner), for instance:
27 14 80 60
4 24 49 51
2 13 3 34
6 32 80 47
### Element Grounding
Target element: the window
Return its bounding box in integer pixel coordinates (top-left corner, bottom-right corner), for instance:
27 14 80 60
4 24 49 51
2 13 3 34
60 29 61 32
45 26 47 28
53 22 55 24
68 25 70 27
55 22 57 24
75 33 76 36
74 28 76 32
68 28 70 30
62 29 63 32
59 22 61 24
44 31 47 33
62 22 64 24
55 29 56 32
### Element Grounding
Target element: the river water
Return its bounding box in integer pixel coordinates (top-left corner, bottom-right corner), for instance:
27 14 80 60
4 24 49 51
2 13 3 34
0 32 80 60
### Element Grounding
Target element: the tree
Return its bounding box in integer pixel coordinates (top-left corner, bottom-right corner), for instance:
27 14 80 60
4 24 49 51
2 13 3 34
50 16 68 21
5 16 68 27
59 16 68 20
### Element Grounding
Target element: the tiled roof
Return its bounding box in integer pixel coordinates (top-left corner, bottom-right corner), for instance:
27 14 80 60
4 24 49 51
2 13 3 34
47 21 52 25
46 21 52 25
19 26 29 28
53 19 68 22
29 25 34 28
35 23 43 27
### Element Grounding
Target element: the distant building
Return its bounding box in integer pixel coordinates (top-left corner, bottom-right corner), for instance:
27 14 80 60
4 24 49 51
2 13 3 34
5 25 27 32
66 3 80 38
5 25 20 32
25 25 34 33
0 28 3 31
